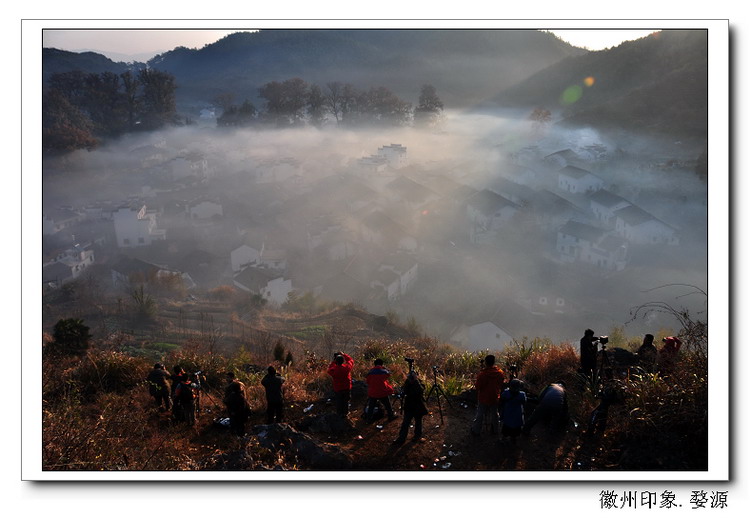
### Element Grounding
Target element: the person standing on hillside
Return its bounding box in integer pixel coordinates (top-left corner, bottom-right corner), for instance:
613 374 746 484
223 372 251 436
636 333 658 372
470 355 505 436
327 351 354 417
365 359 397 423
174 373 197 425
658 336 683 374
261 366 285 424
580 329 598 379
170 365 186 422
393 370 429 444
146 363 172 411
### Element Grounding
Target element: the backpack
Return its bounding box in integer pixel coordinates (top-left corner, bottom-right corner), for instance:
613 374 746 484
176 381 196 402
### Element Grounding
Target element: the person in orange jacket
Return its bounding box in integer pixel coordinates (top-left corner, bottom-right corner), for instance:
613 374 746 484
470 354 505 436
365 359 397 422
327 352 354 417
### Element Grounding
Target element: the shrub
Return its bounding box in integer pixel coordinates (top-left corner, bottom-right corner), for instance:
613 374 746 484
519 343 579 393
69 350 150 399
46 318 92 357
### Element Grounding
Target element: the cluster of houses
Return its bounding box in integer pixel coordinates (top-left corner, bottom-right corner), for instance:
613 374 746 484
43 133 686 352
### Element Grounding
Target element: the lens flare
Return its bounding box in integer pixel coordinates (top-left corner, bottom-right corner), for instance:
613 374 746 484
560 85 583 105
584 76 595 87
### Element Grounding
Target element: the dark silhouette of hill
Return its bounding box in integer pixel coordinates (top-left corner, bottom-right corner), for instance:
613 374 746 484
486 30 708 138
44 29 586 109
42 47 145 84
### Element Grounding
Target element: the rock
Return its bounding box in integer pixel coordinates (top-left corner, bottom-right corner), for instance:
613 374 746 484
253 423 353 470
296 412 355 434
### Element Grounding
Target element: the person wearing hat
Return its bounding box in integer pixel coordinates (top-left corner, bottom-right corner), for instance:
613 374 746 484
500 378 527 442
146 362 172 411
365 359 397 423
327 351 354 417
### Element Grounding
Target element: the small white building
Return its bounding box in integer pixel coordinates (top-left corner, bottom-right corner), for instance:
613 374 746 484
450 321 514 352
113 203 166 248
357 155 388 173
557 165 604 194
43 208 82 235
233 266 292 306
466 189 520 243
614 205 679 245
377 144 408 169
376 254 418 298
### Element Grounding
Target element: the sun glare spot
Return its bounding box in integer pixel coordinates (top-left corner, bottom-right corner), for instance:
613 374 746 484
584 76 595 87
560 85 583 105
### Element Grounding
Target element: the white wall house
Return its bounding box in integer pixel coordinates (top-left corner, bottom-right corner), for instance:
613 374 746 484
450 321 514 351
113 204 166 248
589 190 631 227
230 244 263 273
357 155 388 173
557 166 604 194
556 220 629 271
614 205 680 245
233 266 292 306
377 144 408 169
169 152 208 180
43 208 82 235
378 254 418 297
256 158 301 184
370 269 401 301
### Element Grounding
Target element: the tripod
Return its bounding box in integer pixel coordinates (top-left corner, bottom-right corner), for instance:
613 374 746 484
426 366 452 424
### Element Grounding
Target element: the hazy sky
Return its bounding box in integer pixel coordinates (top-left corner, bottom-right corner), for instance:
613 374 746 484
42 28 658 61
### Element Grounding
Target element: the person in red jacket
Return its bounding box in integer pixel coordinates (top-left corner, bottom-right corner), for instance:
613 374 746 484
365 359 397 422
470 354 505 436
327 352 354 417
658 336 683 374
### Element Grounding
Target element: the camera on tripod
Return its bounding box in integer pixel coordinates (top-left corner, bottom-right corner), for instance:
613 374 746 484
404 357 415 371
594 336 609 349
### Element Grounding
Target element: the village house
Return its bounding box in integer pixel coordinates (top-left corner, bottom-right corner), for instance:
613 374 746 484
588 190 631 227
357 155 388 173
465 189 520 243
168 151 209 181
255 157 302 184
556 220 629 272
43 207 83 235
529 190 589 231
449 301 516 351
557 165 604 194
487 176 535 207
113 203 166 248
186 197 223 220
377 144 408 169
233 266 292 306
383 176 441 212
543 148 582 169
377 253 418 297
613 205 680 245
42 245 95 287
359 209 418 252
110 256 196 290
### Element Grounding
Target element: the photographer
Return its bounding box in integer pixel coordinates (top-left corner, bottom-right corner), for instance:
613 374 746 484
365 359 397 422
146 363 171 411
223 373 251 436
522 381 568 435
327 352 354 417
580 329 598 379
636 334 658 372
393 370 428 444
470 355 505 436
261 366 285 424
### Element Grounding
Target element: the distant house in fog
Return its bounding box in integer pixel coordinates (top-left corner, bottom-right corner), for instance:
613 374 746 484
256 157 301 184
384 176 440 211
113 203 166 247
169 152 208 181
530 190 589 231
588 190 631 227
465 189 520 243
371 253 418 300
557 165 604 194
231 242 263 273
233 266 292 306
186 197 223 220
359 210 417 252
544 148 582 169
377 144 408 169
110 256 195 290
357 154 388 173
43 207 83 235
613 205 679 245
556 220 629 271
42 245 95 287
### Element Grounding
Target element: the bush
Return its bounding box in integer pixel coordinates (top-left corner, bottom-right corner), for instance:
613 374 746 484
46 318 92 357
519 343 579 393
69 350 150 399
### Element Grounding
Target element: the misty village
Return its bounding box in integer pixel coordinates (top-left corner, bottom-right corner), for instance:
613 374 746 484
39 29 709 474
